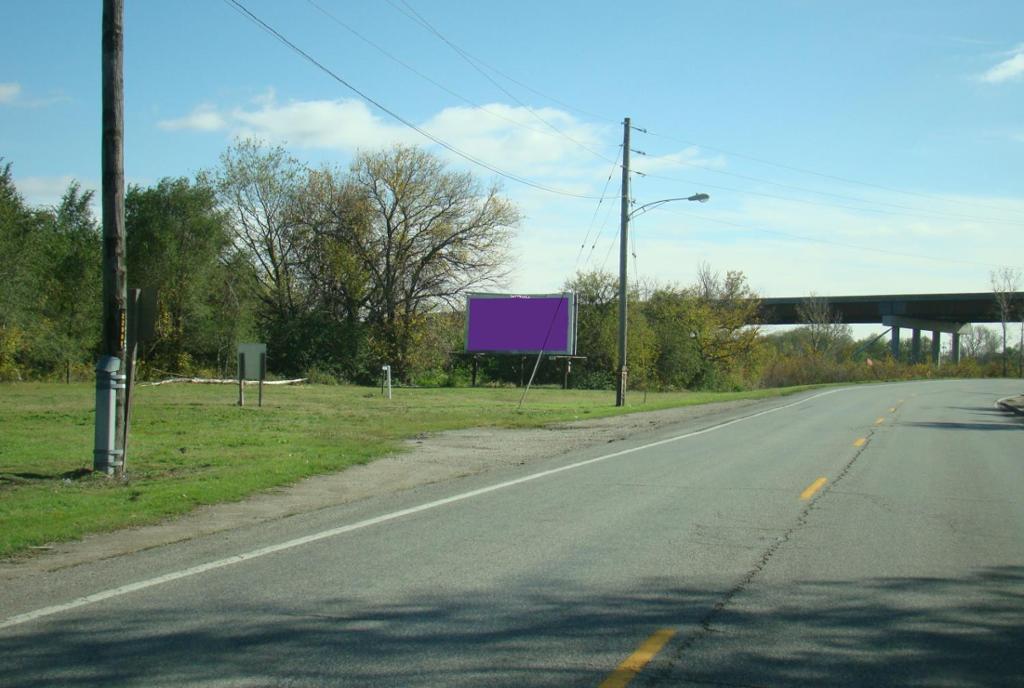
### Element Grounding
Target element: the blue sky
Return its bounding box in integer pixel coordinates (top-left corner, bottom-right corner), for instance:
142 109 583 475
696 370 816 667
2 1 1023 312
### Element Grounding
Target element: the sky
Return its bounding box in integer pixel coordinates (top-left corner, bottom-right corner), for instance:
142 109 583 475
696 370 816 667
2 0 1023 318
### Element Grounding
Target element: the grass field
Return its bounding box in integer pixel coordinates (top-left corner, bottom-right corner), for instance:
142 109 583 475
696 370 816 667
0 382 817 558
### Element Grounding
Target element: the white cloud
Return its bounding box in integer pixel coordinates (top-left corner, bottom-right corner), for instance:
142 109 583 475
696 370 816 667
0 82 68 108
159 95 613 181
158 104 227 132
0 82 22 104
980 46 1024 83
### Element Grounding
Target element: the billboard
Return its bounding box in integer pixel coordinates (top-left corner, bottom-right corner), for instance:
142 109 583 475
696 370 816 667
465 293 576 355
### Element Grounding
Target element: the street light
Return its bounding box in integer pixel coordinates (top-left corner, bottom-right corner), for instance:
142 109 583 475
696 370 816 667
616 117 709 407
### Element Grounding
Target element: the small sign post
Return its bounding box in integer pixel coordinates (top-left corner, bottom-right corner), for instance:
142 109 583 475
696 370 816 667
237 343 267 407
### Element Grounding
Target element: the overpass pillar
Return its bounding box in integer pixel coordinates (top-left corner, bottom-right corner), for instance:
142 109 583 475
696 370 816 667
890 327 900 359
911 329 922 363
952 333 961 364
932 330 941 365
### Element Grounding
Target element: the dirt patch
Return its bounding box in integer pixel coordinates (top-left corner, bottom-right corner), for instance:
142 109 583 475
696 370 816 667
0 399 762 579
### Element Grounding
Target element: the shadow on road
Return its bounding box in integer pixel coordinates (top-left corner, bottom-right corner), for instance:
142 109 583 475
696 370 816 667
2 566 1022 687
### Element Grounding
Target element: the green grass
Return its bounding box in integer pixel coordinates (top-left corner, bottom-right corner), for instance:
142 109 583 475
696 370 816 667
0 382 817 558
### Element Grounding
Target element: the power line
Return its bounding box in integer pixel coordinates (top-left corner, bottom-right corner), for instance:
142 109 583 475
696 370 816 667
222 0 603 200
631 146 1024 226
640 127 1024 219
655 205 1024 271
630 164 1024 229
385 0 619 165
575 146 622 266
304 0 618 163
382 0 619 127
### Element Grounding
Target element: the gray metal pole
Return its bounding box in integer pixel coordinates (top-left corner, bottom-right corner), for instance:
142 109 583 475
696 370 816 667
616 117 631 407
931 330 941 365
94 0 126 476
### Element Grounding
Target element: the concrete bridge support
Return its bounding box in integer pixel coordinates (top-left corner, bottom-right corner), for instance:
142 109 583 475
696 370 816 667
883 316 971 367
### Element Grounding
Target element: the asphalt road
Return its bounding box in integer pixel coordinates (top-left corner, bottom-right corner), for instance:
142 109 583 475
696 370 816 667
2 379 1022 687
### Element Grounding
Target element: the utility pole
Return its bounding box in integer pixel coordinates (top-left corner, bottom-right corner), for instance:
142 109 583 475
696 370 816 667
94 0 127 476
616 117 631 407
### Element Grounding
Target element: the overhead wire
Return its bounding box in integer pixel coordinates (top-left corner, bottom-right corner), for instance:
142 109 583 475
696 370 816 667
639 127 1024 219
221 0 603 200
654 205 1024 271
303 0 619 162
628 161 1024 228
381 0 619 127
630 146 1024 227
385 0 619 166
575 146 622 265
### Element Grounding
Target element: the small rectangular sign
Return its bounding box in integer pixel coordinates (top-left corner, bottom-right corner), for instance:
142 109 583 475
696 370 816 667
237 343 267 380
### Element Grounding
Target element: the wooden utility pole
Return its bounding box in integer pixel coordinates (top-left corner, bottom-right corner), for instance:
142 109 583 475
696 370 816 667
94 0 127 475
616 117 631 407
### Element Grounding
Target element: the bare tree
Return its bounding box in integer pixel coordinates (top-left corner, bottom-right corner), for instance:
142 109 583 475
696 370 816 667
209 139 305 320
349 145 520 378
991 267 1022 376
959 325 1001 361
797 293 851 356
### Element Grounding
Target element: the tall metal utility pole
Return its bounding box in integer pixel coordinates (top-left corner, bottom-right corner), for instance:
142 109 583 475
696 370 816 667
95 0 127 476
616 117 631 407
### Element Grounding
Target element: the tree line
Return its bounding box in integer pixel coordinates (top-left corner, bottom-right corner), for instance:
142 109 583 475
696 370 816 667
1 142 1020 388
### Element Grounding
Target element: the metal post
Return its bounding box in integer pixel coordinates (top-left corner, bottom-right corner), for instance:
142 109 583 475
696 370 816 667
94 0 127 475
382 365 392 400
616 117 631 407
258 352 266 407
238 353 245 407
121 288 141 473
931 330 941 365
952 332 961 364
911 329 921 364
890 327 900 360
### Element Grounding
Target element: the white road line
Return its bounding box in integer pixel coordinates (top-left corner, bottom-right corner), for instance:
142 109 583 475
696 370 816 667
1 388 849 631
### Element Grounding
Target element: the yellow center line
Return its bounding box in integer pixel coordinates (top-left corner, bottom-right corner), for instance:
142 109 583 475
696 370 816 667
875 417 885 425
800 477 828 501
599 628 677 688
853 437 867 447
889 407 897 413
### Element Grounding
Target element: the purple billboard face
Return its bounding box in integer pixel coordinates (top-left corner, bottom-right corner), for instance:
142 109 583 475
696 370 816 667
466 293 576 354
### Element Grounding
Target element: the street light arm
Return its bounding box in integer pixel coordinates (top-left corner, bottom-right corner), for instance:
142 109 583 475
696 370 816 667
628 193 709 219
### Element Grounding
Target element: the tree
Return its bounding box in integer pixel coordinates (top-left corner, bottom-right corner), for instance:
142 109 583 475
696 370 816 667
686 264 762 389
210 140 305 318
564 270 657 389
960 325 1001 362
991 268 1021 377
0 160 44 379
126 177 244 374
796 293 852 357
348 145 519 380
37 182 102 374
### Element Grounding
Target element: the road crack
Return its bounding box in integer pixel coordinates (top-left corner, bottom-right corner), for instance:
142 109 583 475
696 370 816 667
644 428 879 685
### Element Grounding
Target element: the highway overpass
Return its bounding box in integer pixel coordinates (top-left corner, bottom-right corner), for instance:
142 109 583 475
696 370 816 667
759 291 1023 362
